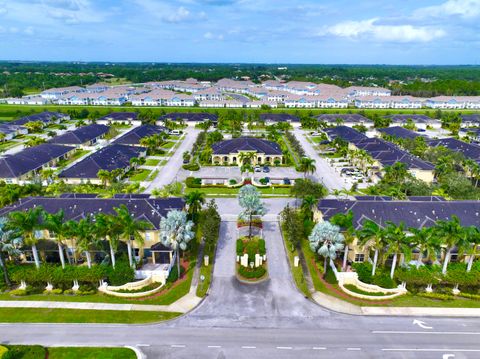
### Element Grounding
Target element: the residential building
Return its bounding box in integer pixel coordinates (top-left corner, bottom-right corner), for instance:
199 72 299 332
114 124 167 146
49 124 110 147
211 137 283 165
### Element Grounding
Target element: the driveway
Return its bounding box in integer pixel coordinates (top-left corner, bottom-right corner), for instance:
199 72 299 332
292 128 349 191
143 128 200 192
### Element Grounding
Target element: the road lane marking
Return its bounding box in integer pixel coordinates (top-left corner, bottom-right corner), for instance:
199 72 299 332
312 347 326 350
347 347 361 351
208 345 222 348
373 330 480 335
171 345 186 348
242 346 256 349
382 349 480 352
277 346 292 350
136 344 150 347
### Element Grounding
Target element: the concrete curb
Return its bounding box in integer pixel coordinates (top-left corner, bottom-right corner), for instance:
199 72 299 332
125 346 145 359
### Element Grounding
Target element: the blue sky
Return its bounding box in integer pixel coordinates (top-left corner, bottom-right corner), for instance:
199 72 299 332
0 0 479 64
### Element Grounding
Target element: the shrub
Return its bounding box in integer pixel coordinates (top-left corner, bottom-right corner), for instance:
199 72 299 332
186 177 202 188
49 288 63 295
183 163 200 171
9 289 27 296
0 346 8 359
63 289 75 295
352 262 373 284
229 179 237 185
344 284 389 297
236 239 244 256
258 239 266 256
3 345 46 359
238 265 266 279
245 241 258 263
167 264 186 283
458 292 480 300
373 273 396 289
105 261 135 286
324 268 338 284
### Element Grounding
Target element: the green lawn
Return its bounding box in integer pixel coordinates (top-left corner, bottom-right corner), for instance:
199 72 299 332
0 308 181 323
3 345 135 359
281 226 310 298
0 141 18 151
56 149 90 169
161 141 175 149
129 169 152 181
49 347 135 359
145 158 160 166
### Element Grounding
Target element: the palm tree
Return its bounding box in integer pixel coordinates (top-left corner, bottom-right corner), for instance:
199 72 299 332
382 221 410 279
184 191 206 220
97 170 111 187
330 210 355 271
95 213 120 269
299 157 316 178
409 227 441 268
0 218 22 287
434 215 466 274
8 206 45 268
75 217 97 268
239 151 255 166
301 195 317 221
114 205 152 268
357 219 385 276
40 168 56 185
44 210 69 268
465 226 480 272
309 221 344 274
159 210 195 278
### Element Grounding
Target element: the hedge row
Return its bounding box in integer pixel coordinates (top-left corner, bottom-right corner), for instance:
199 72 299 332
238 265 266 279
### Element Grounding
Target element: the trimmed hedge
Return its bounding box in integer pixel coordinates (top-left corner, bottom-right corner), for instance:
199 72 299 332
3 345 45 359
238 265 266 279
182 163 200 171
185 177 202 188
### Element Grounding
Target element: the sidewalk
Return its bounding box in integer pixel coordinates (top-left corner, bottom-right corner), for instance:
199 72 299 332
311 290 480 317
0 293 202 313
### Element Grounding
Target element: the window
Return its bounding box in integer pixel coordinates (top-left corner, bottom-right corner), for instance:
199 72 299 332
34 230 43 239
354 254 365 263
145 232 151 241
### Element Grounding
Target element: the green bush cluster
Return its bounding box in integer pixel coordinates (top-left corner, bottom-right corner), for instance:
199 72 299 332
167 264 185 283
417 292 454 301
182 163 200 171
236 239 244 256
186 177 202 188
238 265 266 279
324 268 338 285
0 345 7 359
3 345 45 359
351 263 396 289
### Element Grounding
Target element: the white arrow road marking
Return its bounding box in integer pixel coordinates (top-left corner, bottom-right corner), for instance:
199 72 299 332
171 345 186 348
413 319 433 329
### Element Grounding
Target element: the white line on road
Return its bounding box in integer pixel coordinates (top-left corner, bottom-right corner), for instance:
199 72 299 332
171 345 186 348
382 348 480 352
312 347 326 350
136 344 150 347
277 346 293 350
373 330 480 335
208 345 222 348
347 347 362 351
241 346 256 349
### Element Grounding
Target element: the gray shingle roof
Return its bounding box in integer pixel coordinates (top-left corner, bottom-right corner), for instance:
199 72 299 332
158 112 218 123
11 111 68 126
98 112 138 121
318 198 480 230
59 144 145 179
49 124 109 145
0 144 74 178
211 137 282 155
259 113 300 122
378 126 421 140
0 196 185 230
428 137 480 162
114 125 166 145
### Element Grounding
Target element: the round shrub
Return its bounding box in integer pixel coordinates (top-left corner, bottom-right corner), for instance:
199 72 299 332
373 273 396 289
238 265 266 279
0 345 8 359
186 177 202 188
167 264 186 283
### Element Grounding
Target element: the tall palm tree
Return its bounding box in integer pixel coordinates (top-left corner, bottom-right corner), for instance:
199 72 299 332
357 219 385 276
299 157 316 179
434 215 466 274
114 205 152 268
409 227 441 268
184 191 206 220
239 151 255 166
95 213 120 269
301 195 317 221
330 210 355 271
40 168 56 185
8 206 45 268
382 221 410 279
75 217 97 268
309 221 344 274
465 226 480 272
0 218 22 287
97 170 111 187
44 210 69 268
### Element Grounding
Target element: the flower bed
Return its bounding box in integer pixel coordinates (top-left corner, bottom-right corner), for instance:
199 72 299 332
236 236 268 282
237 218 263 229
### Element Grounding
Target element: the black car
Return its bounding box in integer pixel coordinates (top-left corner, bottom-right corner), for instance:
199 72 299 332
283 178 291 185
263 166 270 173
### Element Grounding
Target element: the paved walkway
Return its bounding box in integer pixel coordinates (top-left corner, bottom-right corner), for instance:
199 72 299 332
292 128 347 191
143 128 199 192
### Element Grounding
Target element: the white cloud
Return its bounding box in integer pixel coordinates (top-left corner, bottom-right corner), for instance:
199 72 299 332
415 0 480 19
163 6 191 23
204 31 224 40
322 18 446 43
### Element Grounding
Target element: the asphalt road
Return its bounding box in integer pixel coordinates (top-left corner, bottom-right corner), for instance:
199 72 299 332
1 198 480 358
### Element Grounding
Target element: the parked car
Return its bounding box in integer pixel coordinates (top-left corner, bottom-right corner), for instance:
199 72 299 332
263 166 270 173
283 178 291 185
254 166 261 172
